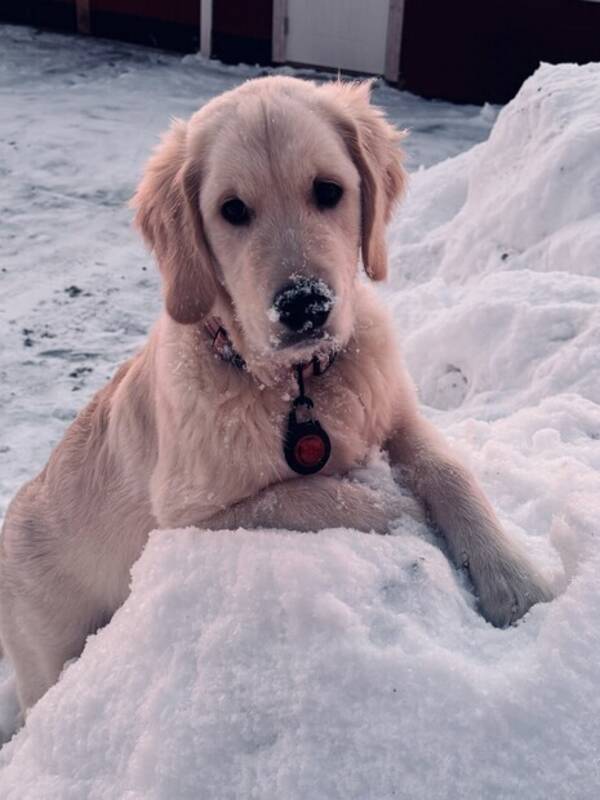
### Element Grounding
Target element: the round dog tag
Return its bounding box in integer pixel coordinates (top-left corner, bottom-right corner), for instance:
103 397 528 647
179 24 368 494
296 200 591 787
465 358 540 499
284 413 331 475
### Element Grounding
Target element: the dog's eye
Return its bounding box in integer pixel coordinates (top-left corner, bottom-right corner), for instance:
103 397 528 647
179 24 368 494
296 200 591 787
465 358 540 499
221 197 251 226
313 180 343 210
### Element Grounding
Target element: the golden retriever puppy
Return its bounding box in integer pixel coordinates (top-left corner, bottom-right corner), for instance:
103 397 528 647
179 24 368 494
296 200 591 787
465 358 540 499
0 76 552 718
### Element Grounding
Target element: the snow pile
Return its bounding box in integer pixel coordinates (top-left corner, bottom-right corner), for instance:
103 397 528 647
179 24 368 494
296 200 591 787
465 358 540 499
388 62 600 416
0 525 597 800
1 45 600 800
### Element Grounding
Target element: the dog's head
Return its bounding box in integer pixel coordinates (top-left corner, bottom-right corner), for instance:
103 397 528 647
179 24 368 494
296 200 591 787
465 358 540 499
132 76 406 367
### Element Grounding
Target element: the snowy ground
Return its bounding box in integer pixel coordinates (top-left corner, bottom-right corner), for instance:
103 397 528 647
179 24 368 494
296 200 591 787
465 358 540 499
1 23 600 800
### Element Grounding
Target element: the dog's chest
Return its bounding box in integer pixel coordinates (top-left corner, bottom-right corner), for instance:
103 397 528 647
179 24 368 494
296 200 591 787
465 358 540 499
205 350 396 503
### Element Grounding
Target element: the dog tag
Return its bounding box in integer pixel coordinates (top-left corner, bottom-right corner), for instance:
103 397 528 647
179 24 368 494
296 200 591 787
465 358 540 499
284 398 331 475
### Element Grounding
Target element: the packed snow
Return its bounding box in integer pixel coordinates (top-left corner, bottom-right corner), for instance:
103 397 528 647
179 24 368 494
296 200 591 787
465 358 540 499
1 23 599 800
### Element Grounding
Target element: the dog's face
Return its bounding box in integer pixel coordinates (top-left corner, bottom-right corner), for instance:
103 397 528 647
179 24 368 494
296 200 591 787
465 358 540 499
196 88 363 358
133 77 406 367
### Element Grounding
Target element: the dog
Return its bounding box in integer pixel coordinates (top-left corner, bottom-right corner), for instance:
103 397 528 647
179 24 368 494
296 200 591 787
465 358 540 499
0 76 553 719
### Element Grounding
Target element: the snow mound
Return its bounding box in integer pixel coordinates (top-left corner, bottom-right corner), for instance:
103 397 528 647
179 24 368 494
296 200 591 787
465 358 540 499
388 62 600 416
1 61 600 799
0 527 595 800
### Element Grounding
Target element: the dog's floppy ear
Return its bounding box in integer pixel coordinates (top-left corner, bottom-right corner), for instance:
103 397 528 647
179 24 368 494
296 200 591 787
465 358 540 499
131 119 217 324
319 80 407 281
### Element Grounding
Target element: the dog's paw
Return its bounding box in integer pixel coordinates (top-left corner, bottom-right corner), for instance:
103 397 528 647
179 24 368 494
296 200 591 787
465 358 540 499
469 551 554 628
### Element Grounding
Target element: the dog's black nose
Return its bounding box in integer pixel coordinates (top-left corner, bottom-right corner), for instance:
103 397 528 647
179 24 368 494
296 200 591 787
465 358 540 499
273 279 333 333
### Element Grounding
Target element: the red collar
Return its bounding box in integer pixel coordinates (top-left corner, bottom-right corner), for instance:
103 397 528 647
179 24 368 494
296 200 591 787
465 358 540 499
205 317 247 370
204 316 336 378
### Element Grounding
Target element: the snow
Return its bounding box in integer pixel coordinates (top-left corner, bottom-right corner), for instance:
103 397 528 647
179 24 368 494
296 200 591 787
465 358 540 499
1 24 600 799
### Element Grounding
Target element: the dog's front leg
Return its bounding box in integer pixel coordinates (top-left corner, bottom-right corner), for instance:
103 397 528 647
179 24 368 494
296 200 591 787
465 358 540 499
201 475 423 535
385 414 553 627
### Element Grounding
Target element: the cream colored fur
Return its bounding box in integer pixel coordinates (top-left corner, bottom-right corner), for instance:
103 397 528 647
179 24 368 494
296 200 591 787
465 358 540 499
0 77 552 722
